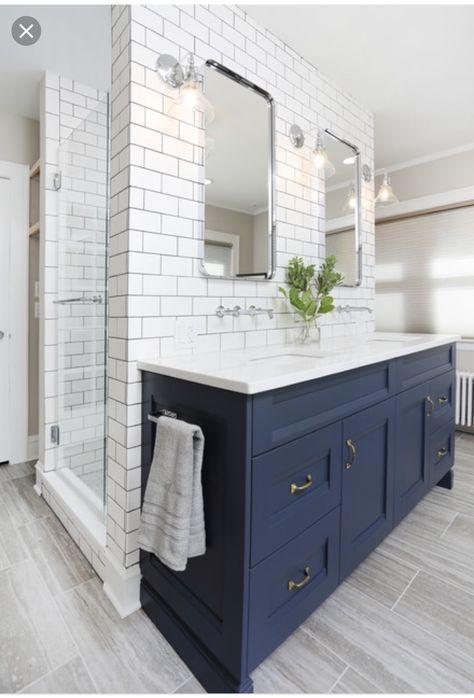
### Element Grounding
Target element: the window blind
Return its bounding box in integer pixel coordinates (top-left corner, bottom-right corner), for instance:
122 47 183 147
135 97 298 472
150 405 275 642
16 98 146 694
375 205 474 338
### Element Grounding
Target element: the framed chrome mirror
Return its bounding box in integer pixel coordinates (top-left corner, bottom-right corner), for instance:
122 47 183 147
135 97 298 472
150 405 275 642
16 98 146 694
201 60 275 279
324 130 362 286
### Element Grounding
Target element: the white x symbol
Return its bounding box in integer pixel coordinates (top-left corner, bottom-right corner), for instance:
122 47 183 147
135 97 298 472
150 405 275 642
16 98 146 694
19 23 34 38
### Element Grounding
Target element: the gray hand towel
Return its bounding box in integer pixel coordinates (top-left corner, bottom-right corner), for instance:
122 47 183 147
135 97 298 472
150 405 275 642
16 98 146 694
138 415 206 572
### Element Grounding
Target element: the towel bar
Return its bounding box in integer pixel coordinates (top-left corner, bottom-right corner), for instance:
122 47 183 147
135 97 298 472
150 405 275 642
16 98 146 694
148 408 178 424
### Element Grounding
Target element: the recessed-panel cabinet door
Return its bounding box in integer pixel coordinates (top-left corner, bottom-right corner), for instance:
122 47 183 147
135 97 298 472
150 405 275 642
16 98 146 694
340 399 395 580
394 381 430 524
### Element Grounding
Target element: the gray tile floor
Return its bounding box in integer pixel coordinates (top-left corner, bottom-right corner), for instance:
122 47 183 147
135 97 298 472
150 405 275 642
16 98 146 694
1 433 473 694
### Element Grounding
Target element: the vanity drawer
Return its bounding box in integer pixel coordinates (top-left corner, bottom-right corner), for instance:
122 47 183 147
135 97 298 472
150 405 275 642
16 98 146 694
429 370 455 433
430 422 455 486
247 507 340 671
253 360 395 454
251 422 342 566
396 344 455 392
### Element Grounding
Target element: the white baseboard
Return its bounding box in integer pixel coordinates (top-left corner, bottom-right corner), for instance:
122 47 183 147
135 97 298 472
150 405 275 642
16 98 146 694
27 434 39 461
103 550 142 619
33 460 43 496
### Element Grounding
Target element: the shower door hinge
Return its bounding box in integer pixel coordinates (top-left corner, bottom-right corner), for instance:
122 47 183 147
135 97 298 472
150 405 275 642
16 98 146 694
53 171 62 191
50 425 60 445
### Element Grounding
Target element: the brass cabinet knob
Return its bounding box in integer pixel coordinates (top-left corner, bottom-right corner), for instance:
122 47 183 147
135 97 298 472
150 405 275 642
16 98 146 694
426 396 435 416
288 566 310 591
345 438 356 470
437 447 448 458
290 474 312 494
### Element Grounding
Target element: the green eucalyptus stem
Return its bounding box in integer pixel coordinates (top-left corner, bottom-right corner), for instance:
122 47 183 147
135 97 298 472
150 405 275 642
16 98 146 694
279 256 344 339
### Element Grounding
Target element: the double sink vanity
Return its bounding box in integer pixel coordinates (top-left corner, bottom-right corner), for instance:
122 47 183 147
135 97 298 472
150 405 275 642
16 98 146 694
138 332 457 693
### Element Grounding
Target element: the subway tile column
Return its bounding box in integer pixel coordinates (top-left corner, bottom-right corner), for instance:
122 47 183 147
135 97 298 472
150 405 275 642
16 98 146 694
106 4 374 613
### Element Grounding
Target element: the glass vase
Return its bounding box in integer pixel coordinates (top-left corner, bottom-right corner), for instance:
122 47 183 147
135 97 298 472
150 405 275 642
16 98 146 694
295 320 320 345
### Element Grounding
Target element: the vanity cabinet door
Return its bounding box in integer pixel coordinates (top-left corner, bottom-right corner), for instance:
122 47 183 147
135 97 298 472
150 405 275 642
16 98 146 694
394 382 430 524
340 399 395 580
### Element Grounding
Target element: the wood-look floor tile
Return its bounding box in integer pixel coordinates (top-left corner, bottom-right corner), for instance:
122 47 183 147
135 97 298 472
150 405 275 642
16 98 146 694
379 522 474 597
0 461 35 483
174 676 205 694
393 571 474 659
346 550 418 608
0 493 30 566
0 568 49 692
391 494 457 541
20 656 96 694
331 666 382 694
442 512 474 551
304 583 474 693
57 578 191 693
2 474 50 527
8 559 77 670
19 515 95 595
252 627 347 694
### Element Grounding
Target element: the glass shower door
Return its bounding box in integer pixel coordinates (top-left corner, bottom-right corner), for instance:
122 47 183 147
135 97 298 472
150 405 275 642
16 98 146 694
55 96 109 508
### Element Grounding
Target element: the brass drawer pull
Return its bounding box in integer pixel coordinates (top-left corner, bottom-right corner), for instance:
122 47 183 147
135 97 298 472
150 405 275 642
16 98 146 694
290 474 312 494
288 566 310 591
437 447 448 458
345 438 356 470
438 396 449 405
426 396 435 416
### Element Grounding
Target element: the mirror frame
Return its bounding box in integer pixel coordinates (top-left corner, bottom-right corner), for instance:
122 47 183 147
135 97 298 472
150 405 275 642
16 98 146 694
325 128 363 287
199 59 276 280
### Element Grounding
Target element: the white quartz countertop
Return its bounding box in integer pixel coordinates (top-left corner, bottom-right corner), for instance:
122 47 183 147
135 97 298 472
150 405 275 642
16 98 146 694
137 332 459 395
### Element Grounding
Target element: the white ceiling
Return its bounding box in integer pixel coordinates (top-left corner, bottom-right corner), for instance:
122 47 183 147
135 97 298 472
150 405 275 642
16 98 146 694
0 5 110 121
244 5 474 169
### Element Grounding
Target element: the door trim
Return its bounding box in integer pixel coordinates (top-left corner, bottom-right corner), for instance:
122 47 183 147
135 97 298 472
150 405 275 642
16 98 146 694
0 160 29 464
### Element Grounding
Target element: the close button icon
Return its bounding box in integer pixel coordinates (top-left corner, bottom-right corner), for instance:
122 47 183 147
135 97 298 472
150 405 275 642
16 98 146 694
11 16 41 46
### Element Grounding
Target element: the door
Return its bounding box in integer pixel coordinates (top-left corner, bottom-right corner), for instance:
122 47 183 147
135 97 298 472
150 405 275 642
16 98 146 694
340 399 395 580
0 175 11 462
394 382 430 524
0 161 29 465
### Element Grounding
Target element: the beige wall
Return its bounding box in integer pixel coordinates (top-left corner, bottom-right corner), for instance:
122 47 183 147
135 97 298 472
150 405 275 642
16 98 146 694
205 204 253 273
375 149 474 203
0 111 40 437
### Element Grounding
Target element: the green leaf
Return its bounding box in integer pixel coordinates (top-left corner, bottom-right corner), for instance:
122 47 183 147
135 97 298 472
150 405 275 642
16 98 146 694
278 286 287 298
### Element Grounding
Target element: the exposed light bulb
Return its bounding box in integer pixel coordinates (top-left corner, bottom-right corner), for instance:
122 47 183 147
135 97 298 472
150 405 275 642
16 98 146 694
205 178 213 185
166 55 215 124
375 171 399 206
312 130 336 178
343 183 356 212
343 156 356 165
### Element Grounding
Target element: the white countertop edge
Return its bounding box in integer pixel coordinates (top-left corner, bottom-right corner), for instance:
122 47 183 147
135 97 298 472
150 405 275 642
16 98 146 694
137 333 459 395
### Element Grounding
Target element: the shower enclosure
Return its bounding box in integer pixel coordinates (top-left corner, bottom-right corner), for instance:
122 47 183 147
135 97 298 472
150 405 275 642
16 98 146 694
54 96 109 510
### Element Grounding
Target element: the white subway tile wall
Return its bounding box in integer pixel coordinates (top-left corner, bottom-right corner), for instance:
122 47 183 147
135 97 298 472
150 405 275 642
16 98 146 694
108 5 375 570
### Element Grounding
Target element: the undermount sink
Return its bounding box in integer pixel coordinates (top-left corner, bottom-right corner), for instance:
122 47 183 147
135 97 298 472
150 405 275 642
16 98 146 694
249 353 328 363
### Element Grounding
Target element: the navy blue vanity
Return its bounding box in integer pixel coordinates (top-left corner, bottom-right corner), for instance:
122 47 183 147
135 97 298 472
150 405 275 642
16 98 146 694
140 342 455 693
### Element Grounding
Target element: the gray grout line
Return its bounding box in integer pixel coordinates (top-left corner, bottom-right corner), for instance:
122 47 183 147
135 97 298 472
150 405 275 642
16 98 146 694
328 664 349 694
439 511 459 539
390 569 420 611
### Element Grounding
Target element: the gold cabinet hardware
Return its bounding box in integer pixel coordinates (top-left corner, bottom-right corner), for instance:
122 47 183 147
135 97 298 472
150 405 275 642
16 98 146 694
290 474 313 494
288 566 310 591
426 396 435 416
437 447 448 458
345 438 356 470
438 396 449 405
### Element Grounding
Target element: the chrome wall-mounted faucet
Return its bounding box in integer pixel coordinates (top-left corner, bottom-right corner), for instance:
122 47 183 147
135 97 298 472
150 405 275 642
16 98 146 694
336 305 373 314
216 305 274 320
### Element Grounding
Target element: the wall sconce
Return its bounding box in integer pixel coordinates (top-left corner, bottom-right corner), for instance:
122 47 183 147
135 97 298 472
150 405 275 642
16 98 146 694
289 124 335 178
289 124 372 182
156 53 215 123
375 171 399 206
343 182 356 212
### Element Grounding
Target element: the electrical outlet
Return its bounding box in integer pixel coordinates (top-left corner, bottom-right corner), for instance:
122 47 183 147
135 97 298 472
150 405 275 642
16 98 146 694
175 318 199 351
